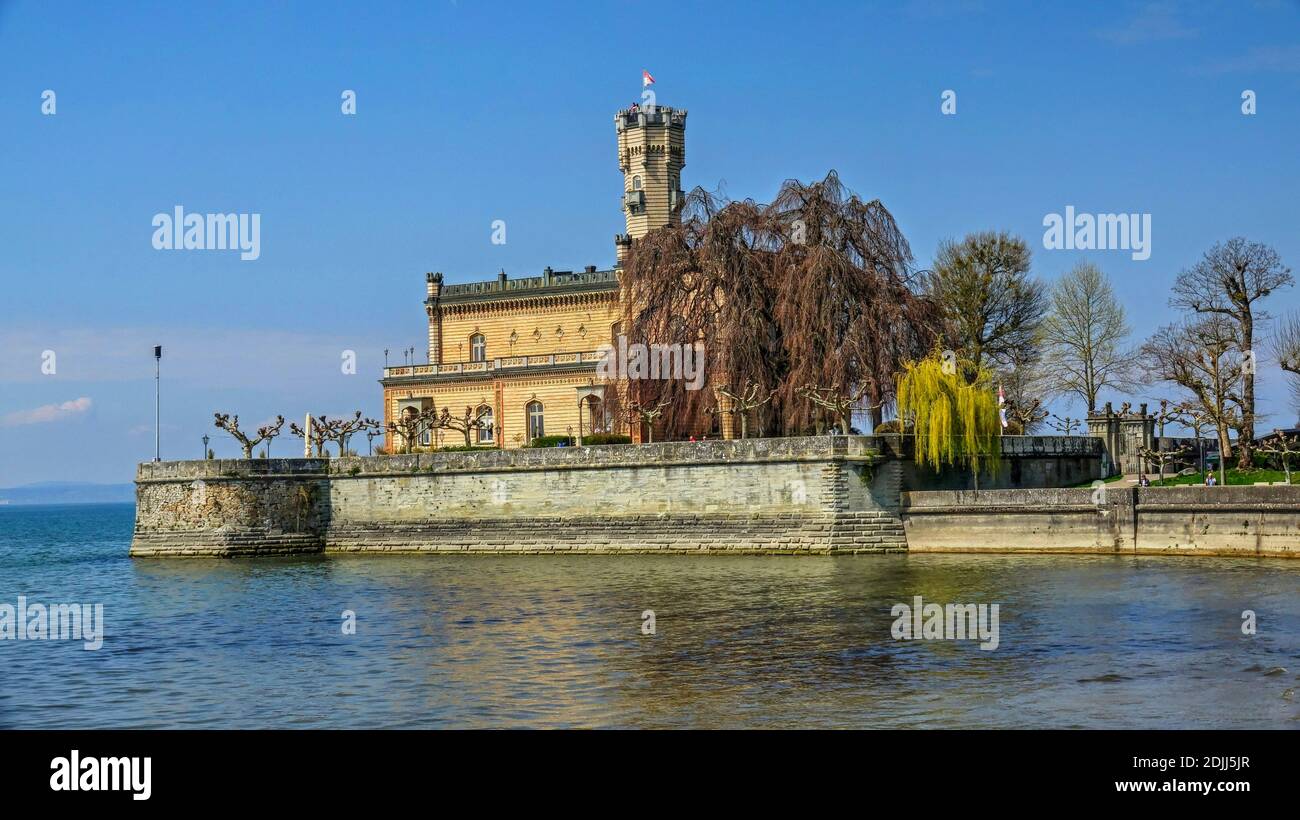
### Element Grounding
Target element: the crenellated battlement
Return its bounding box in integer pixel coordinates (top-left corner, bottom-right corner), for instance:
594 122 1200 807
614 104 687 131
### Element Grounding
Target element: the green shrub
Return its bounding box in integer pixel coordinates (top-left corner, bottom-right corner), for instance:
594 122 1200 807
581 433 631 445
527 435 575 448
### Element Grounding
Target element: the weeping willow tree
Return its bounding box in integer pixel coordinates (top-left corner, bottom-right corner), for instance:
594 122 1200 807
616 171 936 440
896 350 1001 476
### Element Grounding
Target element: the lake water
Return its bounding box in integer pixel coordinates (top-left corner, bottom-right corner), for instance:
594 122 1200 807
1 503 1297 728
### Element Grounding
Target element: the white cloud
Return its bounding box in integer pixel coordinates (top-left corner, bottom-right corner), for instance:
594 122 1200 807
1 397 93 427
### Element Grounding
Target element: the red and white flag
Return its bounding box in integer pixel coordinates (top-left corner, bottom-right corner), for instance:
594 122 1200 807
642 70 655 87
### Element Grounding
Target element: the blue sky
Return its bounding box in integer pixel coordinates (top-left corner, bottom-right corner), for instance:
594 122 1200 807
1 0 1298 483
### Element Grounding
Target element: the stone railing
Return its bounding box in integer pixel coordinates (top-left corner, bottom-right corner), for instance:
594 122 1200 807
383 350 607 380
441 268 617 297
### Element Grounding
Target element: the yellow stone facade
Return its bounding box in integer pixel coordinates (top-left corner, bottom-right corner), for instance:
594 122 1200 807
381 104 694 451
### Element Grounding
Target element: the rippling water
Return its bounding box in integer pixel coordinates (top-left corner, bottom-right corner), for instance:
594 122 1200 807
1 503 1297 728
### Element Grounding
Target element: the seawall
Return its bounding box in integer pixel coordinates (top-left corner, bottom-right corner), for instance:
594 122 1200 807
132 437 908 557
903 485 1300 558
134 434 1300 559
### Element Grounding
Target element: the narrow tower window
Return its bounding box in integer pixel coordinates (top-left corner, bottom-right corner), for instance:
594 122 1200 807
527 401 545 441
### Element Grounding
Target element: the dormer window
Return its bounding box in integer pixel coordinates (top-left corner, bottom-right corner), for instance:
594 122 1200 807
470 333 486 362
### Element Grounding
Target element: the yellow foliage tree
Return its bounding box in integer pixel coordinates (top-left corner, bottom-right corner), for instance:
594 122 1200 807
896 350 1001 474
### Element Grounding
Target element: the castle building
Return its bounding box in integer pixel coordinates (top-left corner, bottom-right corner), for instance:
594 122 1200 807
380 104 693 451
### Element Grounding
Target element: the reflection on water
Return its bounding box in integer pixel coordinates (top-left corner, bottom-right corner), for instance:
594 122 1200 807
1 504 1297 728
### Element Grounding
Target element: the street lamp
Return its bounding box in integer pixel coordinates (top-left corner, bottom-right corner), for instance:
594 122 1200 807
202 434 209 460
153 345 162 462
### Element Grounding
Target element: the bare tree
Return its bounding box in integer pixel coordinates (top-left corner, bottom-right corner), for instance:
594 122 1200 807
618 172 936 441
998 342 1053 433
1041 261 1134 412
434 405 491 448
1047 414 1083 435
213 413 284 459
1167 401 1213 474
1141 317 1244 486
385 406 439 454
926 230 1047 373
1256 430 1300 484
1137 443 1192 485
716 382 776 438
795 383 873 436
1004 398 1048 434
289 416 334 457
317 411 381 456
621 399 671 444
1269 310 1300 421
1171 237 1293 468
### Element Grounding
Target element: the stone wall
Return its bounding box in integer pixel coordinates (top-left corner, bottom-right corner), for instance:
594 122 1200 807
902 485 1300 558
132 437 908 557
132 459 329 556
873 434 1103 491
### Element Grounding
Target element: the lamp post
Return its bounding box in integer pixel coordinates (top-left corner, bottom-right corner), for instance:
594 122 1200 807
153 345 162 462
202 434 209 460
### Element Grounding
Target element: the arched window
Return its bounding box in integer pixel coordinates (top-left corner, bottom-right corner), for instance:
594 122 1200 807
631 175 642 191
470 333 486 362
477 405 494 444
527 401 545 441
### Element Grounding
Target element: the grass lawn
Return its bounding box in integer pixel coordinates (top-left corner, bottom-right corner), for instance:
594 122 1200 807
1149 468 1297 486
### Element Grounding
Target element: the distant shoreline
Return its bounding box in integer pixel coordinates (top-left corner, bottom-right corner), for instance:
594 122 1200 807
0 482 134 507
0 500 134 509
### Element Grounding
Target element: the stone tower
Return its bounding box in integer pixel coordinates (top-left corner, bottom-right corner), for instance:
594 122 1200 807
425 271 443 365
614 104 687 263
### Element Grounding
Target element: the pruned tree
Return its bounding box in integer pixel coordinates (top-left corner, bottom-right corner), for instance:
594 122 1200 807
385 406 439 454
289 416 333 457
1047 414 1083 436
1004 398 1048 434
434 405 492 448
1171 237 1293 468
998 342 1053 434
213 413 284 459
926 230 1047 373
1137 443 1191 485
1167 400 1213 474
1256 430 1300 484
718 382 776 439
622 399 671 444
1041 261 1134 412
1140 317 1244 486
319 411 381 456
